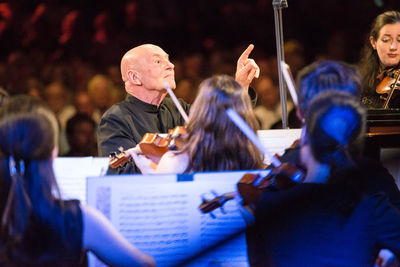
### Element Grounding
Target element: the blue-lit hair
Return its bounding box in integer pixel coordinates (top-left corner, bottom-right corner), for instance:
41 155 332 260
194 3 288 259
305 90 366 172
0 95 62 258
296 60 361 117
304 91 367 216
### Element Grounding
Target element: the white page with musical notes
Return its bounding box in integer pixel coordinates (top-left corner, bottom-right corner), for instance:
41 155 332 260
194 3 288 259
53 157 109 204
87 170 269 267
257 129 302 165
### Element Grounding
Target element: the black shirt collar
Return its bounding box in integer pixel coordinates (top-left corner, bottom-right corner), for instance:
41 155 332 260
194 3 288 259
126 94 160 113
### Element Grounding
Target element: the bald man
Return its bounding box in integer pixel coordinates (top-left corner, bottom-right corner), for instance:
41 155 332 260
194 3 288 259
98 44 259 174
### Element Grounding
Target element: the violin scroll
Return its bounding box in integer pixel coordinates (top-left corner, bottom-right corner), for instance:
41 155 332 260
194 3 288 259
109 147 130 169
198 163 305 215
199 192 235 214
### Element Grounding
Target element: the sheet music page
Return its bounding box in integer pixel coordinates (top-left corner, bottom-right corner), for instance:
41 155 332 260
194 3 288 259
257 129 302 165
53 157 109 203
87 170 269 267
184 232 249 267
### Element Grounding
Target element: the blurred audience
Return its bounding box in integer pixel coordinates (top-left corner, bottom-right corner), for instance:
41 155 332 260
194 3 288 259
284 39 306 79
87 74 119 116
0 0 396 160
43 81 74 131
74 91 102 124
65 113 98 157
254 75 294 129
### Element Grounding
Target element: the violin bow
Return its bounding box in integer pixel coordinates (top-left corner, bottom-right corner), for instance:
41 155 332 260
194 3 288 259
164 82 189 123
280 61 298 107
226 108 282 168
226 109 303 184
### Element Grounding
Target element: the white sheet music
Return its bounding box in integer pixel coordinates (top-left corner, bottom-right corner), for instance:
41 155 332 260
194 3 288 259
51 129 300 266
87 170 269 267
53 157 109 203
257 129 301 165
184 232 249 267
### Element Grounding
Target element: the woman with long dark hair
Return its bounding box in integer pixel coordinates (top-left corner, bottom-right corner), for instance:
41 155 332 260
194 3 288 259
359 10 400 108
0 95 155 266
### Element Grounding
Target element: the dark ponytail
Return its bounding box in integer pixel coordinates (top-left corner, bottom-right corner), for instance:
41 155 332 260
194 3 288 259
0 95 61 258
305 91 365 175
305 91 367 216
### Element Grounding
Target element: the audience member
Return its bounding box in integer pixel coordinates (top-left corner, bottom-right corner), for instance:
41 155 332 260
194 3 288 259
254 75 294 129
74 91 101 125
87 74 119 116
43 81 75 155
65 113 98 157
43 81 75 131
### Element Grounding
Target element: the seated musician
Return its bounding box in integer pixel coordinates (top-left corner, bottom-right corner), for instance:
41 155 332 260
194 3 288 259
97 44 259 174
284 60 400 209
250 91 400 266
359 10 400 108
126 74 265 173
0 95 155 266
245 60 400 265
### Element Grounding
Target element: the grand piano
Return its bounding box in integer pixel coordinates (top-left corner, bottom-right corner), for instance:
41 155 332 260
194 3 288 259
365 108 400 159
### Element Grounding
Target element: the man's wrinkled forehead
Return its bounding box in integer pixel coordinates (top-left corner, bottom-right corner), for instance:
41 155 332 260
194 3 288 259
143 45 169 60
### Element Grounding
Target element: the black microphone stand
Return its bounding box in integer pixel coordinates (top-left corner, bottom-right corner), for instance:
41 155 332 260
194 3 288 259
272 0 288 128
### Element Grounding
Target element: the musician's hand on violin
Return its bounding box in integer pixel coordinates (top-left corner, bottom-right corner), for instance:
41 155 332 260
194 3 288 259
125 146 157 174
235 44 260 91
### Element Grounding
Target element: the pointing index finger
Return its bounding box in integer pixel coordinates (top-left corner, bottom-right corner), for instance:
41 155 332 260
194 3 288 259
238 44 254 64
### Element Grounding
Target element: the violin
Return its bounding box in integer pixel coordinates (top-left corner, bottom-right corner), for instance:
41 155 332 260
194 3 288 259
376 67 400 108
199 159 305 214
109 126 187 169
200 108 305 215
109 82 190 169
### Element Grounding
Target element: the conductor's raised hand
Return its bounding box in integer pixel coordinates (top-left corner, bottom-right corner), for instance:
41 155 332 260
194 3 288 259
235 44 260 91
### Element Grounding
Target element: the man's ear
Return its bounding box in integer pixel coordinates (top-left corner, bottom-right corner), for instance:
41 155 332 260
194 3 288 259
369 36 377 50
128 70 142 86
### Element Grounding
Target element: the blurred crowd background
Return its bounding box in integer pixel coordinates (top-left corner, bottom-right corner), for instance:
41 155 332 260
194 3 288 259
0 0 399 157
